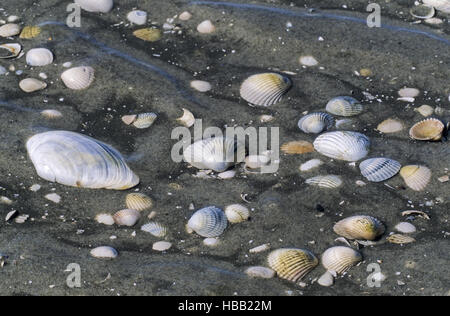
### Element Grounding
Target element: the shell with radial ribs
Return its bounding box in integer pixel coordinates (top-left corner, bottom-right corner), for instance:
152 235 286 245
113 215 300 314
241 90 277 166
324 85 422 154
20 26 41 39
326 96 363 116
305 175 342 188
0 24 21 37
41 109 63 119
19 78 47 93
240 73 291 107
0 43 21 59
376 118 404 133
321 246 362 274
26 131 139 190
267 248 318 282
187 206 228 237
333 215 385 240
75 0 114 13
122 113 157 129
61 66 95 90
125 193 153 211
26 48 53 66
224 204 250 223
409 118 444 141
281 141 314 154
386 234 416 244
113 209 141 226
297 112 334 134
399 165 431 191
141 222 168 237
359 158 401 182
313 131 370 161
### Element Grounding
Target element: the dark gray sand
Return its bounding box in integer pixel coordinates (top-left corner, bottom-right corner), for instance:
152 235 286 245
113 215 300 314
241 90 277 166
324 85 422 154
0 0 449 296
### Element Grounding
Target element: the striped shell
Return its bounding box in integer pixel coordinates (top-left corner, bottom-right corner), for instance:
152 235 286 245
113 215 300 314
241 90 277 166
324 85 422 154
183 137 245 172
333 215 385 240
90 246 118 259
386 234 416 244
409 118 444 141
125 193 153 211
305 175 343 188
41 109 63 119
19 26 41 39
133 28 161 42
399 165 431 191
326 96 363 116
0 24 21 37
19 78 47 93
122 113 157 129
321 246 362 274
113 209 141 226
0 43 21 59
187 206 228 237
359 158 401 182
267 248 318 282
376 118 404 133
61 66 95 90
26 131 139 190
75 0 114 13
224 204 250 223
313 131 370 161
240 73 291 107
297 112 334 134
26 48 53 66
141 222 168 238
281 140 314 154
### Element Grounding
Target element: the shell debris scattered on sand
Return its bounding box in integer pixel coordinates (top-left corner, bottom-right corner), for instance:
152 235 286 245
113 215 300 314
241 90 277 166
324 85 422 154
281 140 314 154
240 73 292 107
267 248 319 282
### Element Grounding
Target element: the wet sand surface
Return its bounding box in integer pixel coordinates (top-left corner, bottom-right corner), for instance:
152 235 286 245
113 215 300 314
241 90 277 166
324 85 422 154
0 0 449 295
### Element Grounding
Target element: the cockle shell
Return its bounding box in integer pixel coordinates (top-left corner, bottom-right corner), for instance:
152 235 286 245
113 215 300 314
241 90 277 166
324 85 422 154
179 11 192 21
240 73 292 107
376 118 404 133
19 78 47 93
75 0 114 13
414 105 434 117
122 113 157 129
26 48 53 66
326 96 363 116
409 118 444 141
133 28 161 42
141 222 167 237
19 26 41 39
190 80 212 92
26 131 139 190
127 10 147 25
267 248 318 282
125 193 153 211
423 0 450 13
333 215 385 240
399 165 431 191
395 222 416 234
187 206 228 237
305 175 343 188
61 66 95 90
90 246 118 259
0 43 21 59
321 246 362 274
281 140 314 154
359 158 401 182
95 213 115 225
386 234 416 244
297 112 334 134
183 137 245 172
41 109 63 119
197 20 216 33
245 266 275 279
113 209 141 226
0 24 21 37
313 131 370 161
224 204 250 223
299 159 323 172
176 108 195 127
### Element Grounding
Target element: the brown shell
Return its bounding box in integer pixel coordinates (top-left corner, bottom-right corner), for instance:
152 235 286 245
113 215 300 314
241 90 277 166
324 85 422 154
409 118 444 141
133 28 162 42
19 26 41 39
281 141 314 154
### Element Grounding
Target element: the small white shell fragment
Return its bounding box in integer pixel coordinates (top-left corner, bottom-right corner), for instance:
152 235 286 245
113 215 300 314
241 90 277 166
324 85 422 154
62 62 72 68
29 184 41 192
197 20 216 33
176 108 195 127
217 170 236 179
0 23 21 37
179 11 192 21
90 246 118 259
425 17 443 24
245 155 270 169
152 241 172 251
414 105 434 117
395 222 417 234
410 4 435 19
0 66 6 75
397 97 415 103
44 193 61 204
19 78 47 93
299 55 318 67
95 213 115 226
203 237 220 246
127 10 147 25
245 266 275 279
259 114 275 123
0 196 13 205
249 243 270 253
26 48 54 66
305 175 343 188
41 109 63 119
190 80 212 92
15 214 29 224
299 159 323 172
7 16 20 23
75 0 114 13
317 271 334 287
5 210 18 222
438 175 449 183
398 87 420 98
355 180 366 186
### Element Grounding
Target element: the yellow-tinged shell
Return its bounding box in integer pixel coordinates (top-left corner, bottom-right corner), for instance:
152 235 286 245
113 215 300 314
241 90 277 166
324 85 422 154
125 193 154 211
409 118 444 141
386 234 416 244
19 26 41 39
224 204 250 223
113 209 141 226
133 28 162 42
376 119 404 133
399 165 431 191
281 140 314 154
240 73 291 107
333 215 385 240
267 248 318 282
321 246 362 274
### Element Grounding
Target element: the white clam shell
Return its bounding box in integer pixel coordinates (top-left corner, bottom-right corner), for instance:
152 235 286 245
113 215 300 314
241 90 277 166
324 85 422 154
359 158 401 182
298 112 334 134
395 222 416 234
245 266 275 279
398 87 420 98
377 119 404 133
141 222 167 237
152 241 172 251
224 204 250 223
305 175 343 188
313 131 370 161
127 10 147 25
26 48 53 66
317 271 334 287
299 159 323 172
0 43 21 59
19 78 47 93
187 206 228 238
240 73 291 107
90 246 118 259
75 0 114 13
179 11 192 21
326 96 363 116
26 131 139 190
113 209 141 226
299 55 319 67
190 80 212 92
0 24 21 37
321 246 362 274
423 0 450 13
61 66 95 90
197 20 215 33
95 213 115 225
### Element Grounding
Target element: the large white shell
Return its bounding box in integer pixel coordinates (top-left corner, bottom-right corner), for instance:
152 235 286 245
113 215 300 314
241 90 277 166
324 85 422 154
75 0 114 13
240 73 291 107
326 96 363 116
297 112 334 134
187 206 228 237
19 78 47 93
0 24 21 37
183 137 245 172
313 131 370 161
61 66 95 90
321 246 362 274
90 246 118 259
26 48 54 66
127 10 147 25
26 131 139 190
359 158 401 182
305 175 343 188
0 43 21 59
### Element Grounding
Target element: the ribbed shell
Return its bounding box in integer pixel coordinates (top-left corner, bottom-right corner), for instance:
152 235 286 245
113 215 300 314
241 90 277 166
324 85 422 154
386 234 416 244
113 209 141 226
313 131 370 161
124 112 157 129
75 0 114 13
333 215 385 240
305 175 343 188
359 158 401 182
61 66 95 90
125 193 153 211
321 246 362 274
240 73 291 107
224 204 250 223
267 248 318 282
280 141 314 154
326 96 363 116
409 118 444 141
183 137 245 172
297 112 334 134
26 48 53 66
26 131 139 190
187 206 228 237
0 43 21 59
19 26 41 39
399 165 431 191
141 222 168 238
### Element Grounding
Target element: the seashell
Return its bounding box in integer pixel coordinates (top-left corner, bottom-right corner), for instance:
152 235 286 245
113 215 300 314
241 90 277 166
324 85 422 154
187 206 228 238
399 165 431 191
203 237 220 246
133 28 161 42
95 213 115 226
29 184 41 192
0 43 21 59
123 112 157 129
409 118 444 141
19 26 41 39
259 114 275 123
397 97 415 103
299 159 323 172
267 248 318 282
15 214 29 224
325 96 363 117
359 68 372 77
126 193 153 211
401 210 430 220
75 0 114 13
45 193 61 203
245 266 275 279
359 158 401 182
376 118 404 133
321 246 362 274
305 175 342 188
299 55 318 67
176 108 195 127
245 155 270 169
0 24 21 37
5 210 18 222
0 66 6 75
0 196 13 205
313 131 370 161
217 170 236 179
113 209 141 227
297 112 334 134
224 204 250 223
183 137 245 172
281 140 314 154
395 222 416 234
190 80 212 92
41 109 63 119
141 222 167 237
7 16 20 23
19 78 47 93
90 246 118 259
26 48 53 66
386 234 416 244
197 20 216 33
61 66 95 90
398 87 420 98
335 118 354 129
179 11 192 21
249 243 270 253
414 105 434 117
410 4 436 19
127 10 147 25
152 241 172 251
26 131 139 190
423 0 450 13
317 271 334 287
240 73 291 107
333 215 385 240
425 17 444 24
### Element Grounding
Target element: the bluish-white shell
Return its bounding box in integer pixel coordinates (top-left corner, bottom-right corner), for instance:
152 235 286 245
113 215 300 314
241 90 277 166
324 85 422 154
297 112 334 134
359 158 401 182
141 222 168 237
61 66 95 90
187 206 228 237
90 246 118 259
326 96 363 116
313 131 370 161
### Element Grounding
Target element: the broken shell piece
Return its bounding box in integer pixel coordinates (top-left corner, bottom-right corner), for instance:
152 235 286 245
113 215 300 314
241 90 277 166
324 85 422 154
0 196 13 205
113 209 141 227
395 222 416 234
127 10 147 25
217 170 236 179
401 210 430 220
305 175 343 188
249 243 270 253
176 108 195 127
44 193 61 204
0 43 21 59
299 55 318 67
19 26 41 39
410 4 435 19
398 87 420 98
90 246 118 259
299 159 323 172
41 109 63 119
95 213 115 226
281 140 314 154
245 266 275 279
19 78 47 93
259 114 275 123
203 237 220 247
15 214 29 224
133 28 161 42
5 210 18 222
414 105 434 117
